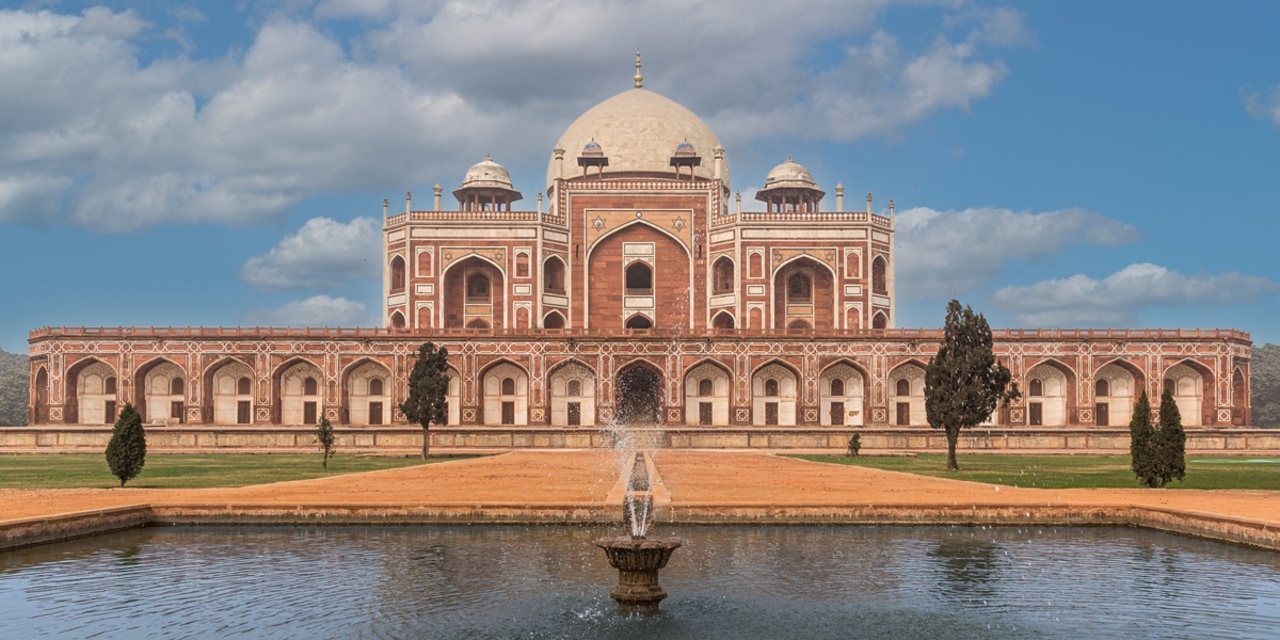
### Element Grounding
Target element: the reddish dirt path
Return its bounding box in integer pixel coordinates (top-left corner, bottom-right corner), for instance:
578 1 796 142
2 451 1279 530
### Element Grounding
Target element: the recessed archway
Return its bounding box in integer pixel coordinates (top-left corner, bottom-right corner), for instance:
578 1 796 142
616 362 663 425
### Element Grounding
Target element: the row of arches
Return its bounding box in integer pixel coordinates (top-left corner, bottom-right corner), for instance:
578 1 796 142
42 354 1237 428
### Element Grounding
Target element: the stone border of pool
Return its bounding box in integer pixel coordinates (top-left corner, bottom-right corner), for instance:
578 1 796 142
3 502 1277 553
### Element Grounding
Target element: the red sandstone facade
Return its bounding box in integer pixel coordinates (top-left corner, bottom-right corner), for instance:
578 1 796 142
26 74 1254 433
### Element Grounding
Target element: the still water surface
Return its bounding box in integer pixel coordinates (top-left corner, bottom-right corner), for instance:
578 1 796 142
2 524 1279 639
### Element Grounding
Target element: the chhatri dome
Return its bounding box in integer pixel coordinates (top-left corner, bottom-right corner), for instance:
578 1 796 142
761 157 818 191
547 53 729 191
459 154 518 192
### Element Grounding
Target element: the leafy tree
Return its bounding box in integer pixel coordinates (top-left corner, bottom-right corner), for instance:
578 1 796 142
105 402 146 487
1252 343 1280 428
315 416 336 469
0 348 29 426
1129 391 1159 487
1155 386 1186 486
400 342 450 459
925 300 1020 470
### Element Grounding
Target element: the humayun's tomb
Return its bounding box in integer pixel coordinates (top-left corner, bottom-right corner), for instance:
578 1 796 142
19 59 1260 453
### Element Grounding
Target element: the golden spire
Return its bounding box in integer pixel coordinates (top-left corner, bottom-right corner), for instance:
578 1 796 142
634 50 643 89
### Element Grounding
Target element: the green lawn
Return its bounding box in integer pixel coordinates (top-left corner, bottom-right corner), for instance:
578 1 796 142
793 453 1280 490
0 454 462 490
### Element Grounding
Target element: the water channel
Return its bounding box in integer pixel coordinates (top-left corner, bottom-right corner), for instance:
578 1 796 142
2 524 1279 639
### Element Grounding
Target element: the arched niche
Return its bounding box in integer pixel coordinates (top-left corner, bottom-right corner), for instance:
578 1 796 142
684 361 732 426
888 361 926 426
275 360 324 426
549 361 595 426
820 362 866 426
751 361 798 426
345 360 392 426
482 361 528 426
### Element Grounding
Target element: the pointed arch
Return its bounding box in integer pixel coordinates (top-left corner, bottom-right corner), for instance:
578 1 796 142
1025 358 1077 427
389 310 406 329
342 358 392 426
751 359 800 426
135 357 186 425
32 366 49 424
588 219 690 257
1233 366 1248 426
615 358 665 425
711 256 735 294
548 358 596 426
202 356 255 424
389 254 406 293
872 312 888 329
684 358 733 426
888 359 928 426
1163 358 1213 426
273 357 325 425
872 255 888 295
819 359 869 426
480 359 529 426
1093 359 1143 427
712 310 735 330
542 310 566 329
66 357 116 425
441 254 506 329
543 255 566 293
624 313 653 330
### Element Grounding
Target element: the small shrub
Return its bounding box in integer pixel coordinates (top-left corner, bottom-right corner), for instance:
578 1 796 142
105 402 146 487
846 433 862 457
315 416 335 469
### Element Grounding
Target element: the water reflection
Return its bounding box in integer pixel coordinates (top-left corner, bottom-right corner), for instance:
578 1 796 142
2 525 1279 639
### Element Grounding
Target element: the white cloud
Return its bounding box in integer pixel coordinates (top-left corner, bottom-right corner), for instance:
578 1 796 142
1243 84 1280 128
895 206 1139 298
243 295 373 326
0 2 1023 231
991 263 1280 327
241 216 383 291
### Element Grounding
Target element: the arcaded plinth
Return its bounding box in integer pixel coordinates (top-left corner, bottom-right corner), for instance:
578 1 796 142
595 536 682 611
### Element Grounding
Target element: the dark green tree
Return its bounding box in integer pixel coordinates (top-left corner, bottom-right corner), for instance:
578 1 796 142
315 416 336 469
1129 391 1159 487
925 300 1020 470
400 342 450 459
1155 386 1187 487
105 402 146 487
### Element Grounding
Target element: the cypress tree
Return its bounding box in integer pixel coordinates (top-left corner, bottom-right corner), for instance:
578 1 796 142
1156 386 1187 487
1129 391 1159 487
401 342 450 460
315 416 335 469
105 402 146 487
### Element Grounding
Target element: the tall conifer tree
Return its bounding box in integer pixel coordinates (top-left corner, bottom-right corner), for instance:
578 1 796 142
401 342 450 459
105 402 146 487
1156 386 1187 486
925 300 1020 470
1129 391 1158 487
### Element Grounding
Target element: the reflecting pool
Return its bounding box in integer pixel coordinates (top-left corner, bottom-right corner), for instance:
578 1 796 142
2 525 1279 639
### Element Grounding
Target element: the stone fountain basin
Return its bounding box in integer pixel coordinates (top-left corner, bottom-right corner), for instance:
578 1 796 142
595 536 683 610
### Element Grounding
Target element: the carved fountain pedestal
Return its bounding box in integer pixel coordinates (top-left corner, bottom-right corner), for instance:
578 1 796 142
594 535 682 612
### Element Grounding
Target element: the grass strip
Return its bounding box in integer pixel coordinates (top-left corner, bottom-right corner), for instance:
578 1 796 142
792 453 1280 490
0 454 466 490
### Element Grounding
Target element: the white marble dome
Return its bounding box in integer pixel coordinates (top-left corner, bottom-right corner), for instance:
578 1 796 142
547 89 728 190
762 157 818 190
460 155 516 191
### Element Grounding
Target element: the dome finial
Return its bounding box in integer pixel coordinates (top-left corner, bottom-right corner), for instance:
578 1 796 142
634 50 643 89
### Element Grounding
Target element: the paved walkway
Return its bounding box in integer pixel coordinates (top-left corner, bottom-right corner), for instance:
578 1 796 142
2 451 1279 548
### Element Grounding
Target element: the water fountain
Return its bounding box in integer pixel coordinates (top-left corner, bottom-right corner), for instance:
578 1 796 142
595 451 682 612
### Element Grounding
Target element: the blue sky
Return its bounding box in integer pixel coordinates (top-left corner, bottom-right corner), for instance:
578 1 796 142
2 0 1279 354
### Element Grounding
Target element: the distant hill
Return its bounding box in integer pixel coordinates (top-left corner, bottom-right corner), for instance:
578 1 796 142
1253 343 1280 428
0 348 28 426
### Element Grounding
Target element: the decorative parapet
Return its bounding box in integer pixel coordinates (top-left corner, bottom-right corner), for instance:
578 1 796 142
384 210 566 227
738 211 893 228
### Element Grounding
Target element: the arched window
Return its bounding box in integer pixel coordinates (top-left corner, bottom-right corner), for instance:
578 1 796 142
466 318 489 329
237 376 251 395
764 379 779 397
712 257 734 294
872 313 888 329
625 315 652 329
304 377 318 396
712 312 735 329
895 379 909 396
170 378 184 396
788 319 810 331
787 273 811 302
1095 379 1109 397
698 378 713 397
390 311 406 329
831 379 845 396
1029 379 1043 397
105 376 117 395
515 252 529 278
872 256 887 295
467 274 490 302
625 262 652 292
568 379 582 396
501 377 516 395
543 311 565 329
390 255 406 292
544 257 565 293
369 378 384 396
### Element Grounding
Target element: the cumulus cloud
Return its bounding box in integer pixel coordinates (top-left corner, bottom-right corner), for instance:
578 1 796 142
241 216 382 291
243 295 373 327
895 206 1139 298
0 2 1023 230
1243 84 1280 128
991 263 1280 327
